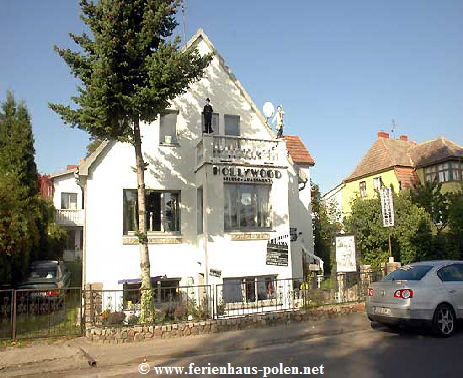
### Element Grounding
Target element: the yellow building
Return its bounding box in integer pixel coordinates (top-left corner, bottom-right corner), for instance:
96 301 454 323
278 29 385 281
323 132 463 219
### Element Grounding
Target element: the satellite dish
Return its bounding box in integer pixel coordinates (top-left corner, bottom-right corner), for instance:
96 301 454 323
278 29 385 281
263 102 275 118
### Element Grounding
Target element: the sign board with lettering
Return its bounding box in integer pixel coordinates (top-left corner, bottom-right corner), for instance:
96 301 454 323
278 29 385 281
335 235 356 272
213 166 282 184
209 268 222 277
380 187 395 227
266 242 289 266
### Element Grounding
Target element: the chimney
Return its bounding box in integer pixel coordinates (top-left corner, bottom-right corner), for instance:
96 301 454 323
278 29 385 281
378 132 389 139
399 135 408 141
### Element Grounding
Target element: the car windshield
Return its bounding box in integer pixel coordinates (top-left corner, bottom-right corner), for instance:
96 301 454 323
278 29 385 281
29 266 57 279
383 265 433 281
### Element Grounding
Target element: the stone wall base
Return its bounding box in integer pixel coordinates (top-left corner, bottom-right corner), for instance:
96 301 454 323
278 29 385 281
86 303 365 344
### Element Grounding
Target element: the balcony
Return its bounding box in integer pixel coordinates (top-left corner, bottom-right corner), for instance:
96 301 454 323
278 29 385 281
54 209 84 227
196 135 287 168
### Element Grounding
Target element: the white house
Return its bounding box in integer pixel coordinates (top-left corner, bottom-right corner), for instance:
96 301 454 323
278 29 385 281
77 29 318 305
47 166 85 262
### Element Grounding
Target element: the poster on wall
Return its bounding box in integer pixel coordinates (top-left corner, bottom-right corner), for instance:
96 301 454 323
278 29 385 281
335 234 356 272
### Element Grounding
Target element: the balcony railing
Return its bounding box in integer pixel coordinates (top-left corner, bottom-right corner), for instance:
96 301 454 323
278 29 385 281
54 209 84 226
196 135 286 168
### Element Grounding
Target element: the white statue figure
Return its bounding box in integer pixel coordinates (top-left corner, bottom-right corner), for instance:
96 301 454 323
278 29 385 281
272 105 284 138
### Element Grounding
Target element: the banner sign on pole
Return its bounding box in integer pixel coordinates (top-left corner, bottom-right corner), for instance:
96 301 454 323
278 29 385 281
380 187 395 227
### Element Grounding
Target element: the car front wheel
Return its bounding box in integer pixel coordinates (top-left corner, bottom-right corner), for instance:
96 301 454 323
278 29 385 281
432 304 456 337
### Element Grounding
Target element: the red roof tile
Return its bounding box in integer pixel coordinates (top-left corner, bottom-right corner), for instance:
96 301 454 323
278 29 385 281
283 136 315 166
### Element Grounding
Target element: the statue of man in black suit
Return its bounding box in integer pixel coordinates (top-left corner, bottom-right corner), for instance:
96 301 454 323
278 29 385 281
203 98 213 133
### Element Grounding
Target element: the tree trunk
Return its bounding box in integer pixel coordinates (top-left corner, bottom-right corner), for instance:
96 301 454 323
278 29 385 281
133 118 154 323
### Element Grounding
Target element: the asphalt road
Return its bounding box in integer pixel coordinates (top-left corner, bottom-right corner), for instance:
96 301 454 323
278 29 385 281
55 323 463 378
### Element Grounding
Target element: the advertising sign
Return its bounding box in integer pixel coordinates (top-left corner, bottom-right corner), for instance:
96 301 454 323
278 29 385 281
380 187 395 227
335 235 356 272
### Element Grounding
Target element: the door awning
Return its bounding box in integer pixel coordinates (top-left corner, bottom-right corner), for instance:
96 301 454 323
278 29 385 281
118 276 164 285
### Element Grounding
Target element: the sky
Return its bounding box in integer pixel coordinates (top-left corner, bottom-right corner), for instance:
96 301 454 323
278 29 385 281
1 0 462 194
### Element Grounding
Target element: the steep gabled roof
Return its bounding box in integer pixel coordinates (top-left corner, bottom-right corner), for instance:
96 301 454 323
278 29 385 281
187 29 271 135
411 137 463 168
344 135 416 182
79 29 276 177
283 136 315 167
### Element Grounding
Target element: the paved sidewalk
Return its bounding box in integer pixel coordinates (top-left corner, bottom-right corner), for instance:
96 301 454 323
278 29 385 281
0 310 370 377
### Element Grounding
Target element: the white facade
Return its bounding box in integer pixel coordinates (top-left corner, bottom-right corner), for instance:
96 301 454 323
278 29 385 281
321 183 344 224
78 30 318 294
49 169 84 261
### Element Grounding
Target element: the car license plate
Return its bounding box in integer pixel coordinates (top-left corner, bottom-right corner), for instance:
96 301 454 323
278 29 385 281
374 307 391 315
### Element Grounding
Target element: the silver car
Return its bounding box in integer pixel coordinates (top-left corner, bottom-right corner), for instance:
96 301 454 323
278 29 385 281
366 260 463 337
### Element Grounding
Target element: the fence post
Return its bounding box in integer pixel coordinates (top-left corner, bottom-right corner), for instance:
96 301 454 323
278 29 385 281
11 290 16 341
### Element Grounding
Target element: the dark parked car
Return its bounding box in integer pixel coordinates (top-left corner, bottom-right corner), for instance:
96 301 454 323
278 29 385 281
17 261 71 308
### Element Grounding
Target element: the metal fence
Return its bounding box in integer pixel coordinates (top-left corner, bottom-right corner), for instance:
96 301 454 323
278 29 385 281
85 284 213 327
0 271 384 340
0 289 13 340
1 288 83 340
215 271 384 318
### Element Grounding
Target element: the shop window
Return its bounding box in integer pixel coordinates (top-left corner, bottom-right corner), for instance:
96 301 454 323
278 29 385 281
224 114 240 136
61 192 77 209
159 110 178 144
224 184 271 231
123 278 181 306
123 190 180 234
222 276 276 303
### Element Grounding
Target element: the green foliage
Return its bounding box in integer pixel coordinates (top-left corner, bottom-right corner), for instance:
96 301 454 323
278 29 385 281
312 183 342 274
411 181 450 233
0 92 68 285
85 136 104 157
0 92 42 285
344 192 433 268
49 0 213 144
50 0 213 308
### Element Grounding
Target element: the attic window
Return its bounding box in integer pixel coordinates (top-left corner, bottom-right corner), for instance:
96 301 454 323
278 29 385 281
425 161 463 183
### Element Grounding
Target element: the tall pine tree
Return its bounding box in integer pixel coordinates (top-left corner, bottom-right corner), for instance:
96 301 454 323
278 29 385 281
0 92 43 284
49 0 212 322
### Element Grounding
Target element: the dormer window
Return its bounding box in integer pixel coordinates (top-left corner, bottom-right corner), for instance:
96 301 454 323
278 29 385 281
425 161 463 183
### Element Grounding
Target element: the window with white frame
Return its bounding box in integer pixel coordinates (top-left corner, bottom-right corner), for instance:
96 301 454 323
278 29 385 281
224 114 240 136
123 190 180 234
425 161 463 183
359 181 367 198
202 113 219 134
373 177 383 191
224 183 271 231
159 111 178 144
61 192 78 209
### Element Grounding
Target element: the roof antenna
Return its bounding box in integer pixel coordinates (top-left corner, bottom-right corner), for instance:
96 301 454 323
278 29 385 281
181 1 187 47
391 119 396 139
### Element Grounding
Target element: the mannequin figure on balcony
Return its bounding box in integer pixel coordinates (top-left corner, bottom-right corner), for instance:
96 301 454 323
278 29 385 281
272 105 284 138
203 98 213 133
